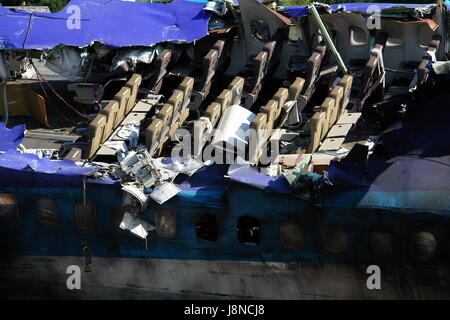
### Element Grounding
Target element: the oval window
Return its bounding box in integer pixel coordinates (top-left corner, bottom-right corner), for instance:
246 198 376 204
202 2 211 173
237 216 260 245
36 197 57 227
0 193 18 224
74 201 96 231
154 208 177 239
251 20 270 43
323 223 347 253
411 231 436 262
279 220 303 250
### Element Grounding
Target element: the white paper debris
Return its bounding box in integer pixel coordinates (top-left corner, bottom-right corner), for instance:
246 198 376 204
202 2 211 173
120 212 155 239
149 182 182 204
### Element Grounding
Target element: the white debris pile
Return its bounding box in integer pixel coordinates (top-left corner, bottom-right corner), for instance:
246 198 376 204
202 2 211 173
112 147 206 208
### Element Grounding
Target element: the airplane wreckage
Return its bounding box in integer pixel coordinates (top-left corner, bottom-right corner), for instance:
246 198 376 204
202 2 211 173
1 0 450 299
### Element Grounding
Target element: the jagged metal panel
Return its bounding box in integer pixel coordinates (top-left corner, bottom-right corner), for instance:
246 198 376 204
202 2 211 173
0 0 212 50
282 3 434 19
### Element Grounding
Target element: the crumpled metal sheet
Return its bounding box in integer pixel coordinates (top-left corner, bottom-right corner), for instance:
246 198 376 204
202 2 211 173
0 0 212 50
281 3 437 19
0 122 25 152
227 162 291 194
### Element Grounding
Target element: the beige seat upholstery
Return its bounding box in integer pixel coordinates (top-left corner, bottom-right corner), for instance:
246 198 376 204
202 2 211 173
317 97 335 139
260 100 278 138
215 89 233 112
249 113 268 164
205 102 222 127
177 77 194 108
167 90 184 126
328 86 343 124
227 76 245 104
156 103 174 139
288 77 305 101
99 100 120 141
307 111 326 153
148 49 171 92
338 75 353 111
85 114 107 159
145 118 164 156
272 87 289 119
303 51 322 97
113 87 131 124
193 119 210 158
124 74 142 114
320 97 337 135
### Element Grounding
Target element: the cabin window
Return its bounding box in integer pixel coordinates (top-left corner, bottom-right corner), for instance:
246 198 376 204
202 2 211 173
411 231 436 262
279 220 303 250
323 223 347 253
154 208 176 239
368 229 393 257
0 193 18 224
288 26 302 44
36 197 57 227
74 201 96 231
349 26 368 47
237 216 260 245
250 20 270 43
195 213 218 243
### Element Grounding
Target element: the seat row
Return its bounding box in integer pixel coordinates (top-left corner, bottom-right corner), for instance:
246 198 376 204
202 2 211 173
308 75 353 153
84 74 142 159
145 77 195 156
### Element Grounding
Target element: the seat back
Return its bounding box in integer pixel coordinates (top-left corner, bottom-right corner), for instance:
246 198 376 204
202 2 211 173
148 49 171 92
338 75 353 112
260 99 278 138
328 86 343 124
307 111 326 153
145 118 164 156
124 74 142 114
227 76 245 105
272 87 289 119
359 55 378 99
249 113 268 164
205 102 222 127
156 103 174 139
320 97 336 137
167 90 184 126
85 114 107 159
215 89 233 112
303 51 322 95
99 100 120 141
113 87 131 124
288 77 305 101
177 77 194 108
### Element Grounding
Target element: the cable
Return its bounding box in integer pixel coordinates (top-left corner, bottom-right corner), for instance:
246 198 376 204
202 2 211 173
30 60 91 120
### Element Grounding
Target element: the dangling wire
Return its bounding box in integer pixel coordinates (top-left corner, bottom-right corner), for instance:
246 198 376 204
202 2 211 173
30 60 91 121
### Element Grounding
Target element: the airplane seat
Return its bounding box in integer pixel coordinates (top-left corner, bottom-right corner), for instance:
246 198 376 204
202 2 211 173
205 102 222 127
99 100 120 141
272 87 289 119
249 113 268 164
307 111 325 153
260 100 278 138
113 87 131 124
145 118 164 156
215 89 233 112
84 113 107 159
124 74 142 114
